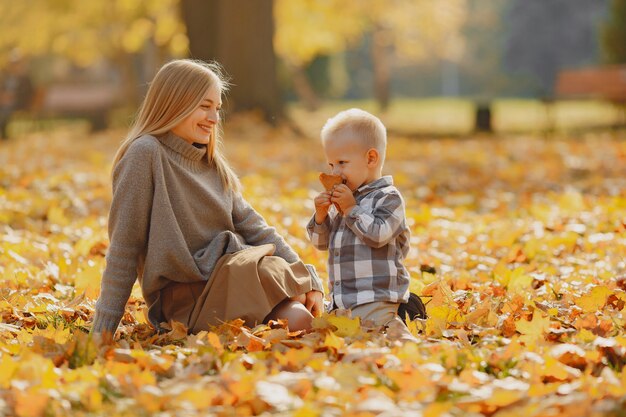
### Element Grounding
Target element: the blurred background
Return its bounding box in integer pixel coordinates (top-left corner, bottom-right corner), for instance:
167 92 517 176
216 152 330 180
0 0 625 139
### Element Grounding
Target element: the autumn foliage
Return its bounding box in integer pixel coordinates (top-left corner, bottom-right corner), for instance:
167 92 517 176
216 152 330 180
1 121 626 416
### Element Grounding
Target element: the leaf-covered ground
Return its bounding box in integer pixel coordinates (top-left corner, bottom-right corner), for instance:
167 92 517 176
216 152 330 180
1 119 626 416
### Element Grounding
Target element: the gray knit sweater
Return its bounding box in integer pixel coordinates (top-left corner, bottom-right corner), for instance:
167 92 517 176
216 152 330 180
92 132 323 333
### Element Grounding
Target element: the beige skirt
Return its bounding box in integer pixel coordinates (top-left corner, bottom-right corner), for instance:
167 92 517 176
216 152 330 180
160 244 313 333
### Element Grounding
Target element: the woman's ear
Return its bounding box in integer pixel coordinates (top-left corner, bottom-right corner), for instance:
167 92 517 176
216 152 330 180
366 148 379 167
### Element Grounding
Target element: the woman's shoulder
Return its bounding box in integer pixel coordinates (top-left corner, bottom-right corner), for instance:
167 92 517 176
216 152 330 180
127 134 162 155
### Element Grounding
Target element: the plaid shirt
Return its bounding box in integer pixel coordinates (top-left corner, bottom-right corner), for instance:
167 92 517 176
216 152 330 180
306 176 411 309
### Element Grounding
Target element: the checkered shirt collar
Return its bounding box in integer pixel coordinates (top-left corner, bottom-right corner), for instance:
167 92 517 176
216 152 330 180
354 175 394 198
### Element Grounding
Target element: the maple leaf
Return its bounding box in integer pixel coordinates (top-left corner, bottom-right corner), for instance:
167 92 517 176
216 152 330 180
515 312 551 346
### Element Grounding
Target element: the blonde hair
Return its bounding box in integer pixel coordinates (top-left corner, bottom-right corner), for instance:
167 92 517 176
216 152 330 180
113 59 240 191
321 108 387 165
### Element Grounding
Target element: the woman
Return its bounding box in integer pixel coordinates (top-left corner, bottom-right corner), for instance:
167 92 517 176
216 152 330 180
92 59 324 340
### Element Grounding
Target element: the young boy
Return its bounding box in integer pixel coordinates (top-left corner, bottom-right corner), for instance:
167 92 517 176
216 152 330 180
306 108 417 342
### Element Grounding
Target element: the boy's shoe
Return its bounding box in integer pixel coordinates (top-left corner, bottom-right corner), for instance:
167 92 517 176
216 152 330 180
397 292 427 321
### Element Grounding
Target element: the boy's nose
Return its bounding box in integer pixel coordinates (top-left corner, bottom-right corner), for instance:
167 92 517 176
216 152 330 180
331 167 341 176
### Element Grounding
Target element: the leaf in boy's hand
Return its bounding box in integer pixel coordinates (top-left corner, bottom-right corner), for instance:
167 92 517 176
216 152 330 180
319 173 345 214
319 173 344 191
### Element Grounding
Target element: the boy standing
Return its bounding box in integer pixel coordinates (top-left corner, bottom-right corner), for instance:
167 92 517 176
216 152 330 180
307 108 416 341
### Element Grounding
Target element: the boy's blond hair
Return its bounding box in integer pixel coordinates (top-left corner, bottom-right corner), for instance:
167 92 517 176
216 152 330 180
321 108 387 166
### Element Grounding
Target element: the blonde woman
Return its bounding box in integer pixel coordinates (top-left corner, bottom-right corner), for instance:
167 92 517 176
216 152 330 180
92 59 324 341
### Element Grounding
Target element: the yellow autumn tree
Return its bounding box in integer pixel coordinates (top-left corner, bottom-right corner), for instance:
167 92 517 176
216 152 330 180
0 0 188 103
275 0 467 110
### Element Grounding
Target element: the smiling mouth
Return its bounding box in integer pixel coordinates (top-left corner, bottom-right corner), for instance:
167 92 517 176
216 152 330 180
198 125 211 134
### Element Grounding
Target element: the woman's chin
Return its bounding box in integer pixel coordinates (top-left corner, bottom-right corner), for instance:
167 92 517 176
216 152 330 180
194 136 211 144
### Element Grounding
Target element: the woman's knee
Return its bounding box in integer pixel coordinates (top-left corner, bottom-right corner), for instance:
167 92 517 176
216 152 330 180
266 299 313 331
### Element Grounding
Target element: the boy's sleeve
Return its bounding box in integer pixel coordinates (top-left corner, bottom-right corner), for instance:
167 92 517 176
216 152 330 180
344 191 406 248
306 213 331 250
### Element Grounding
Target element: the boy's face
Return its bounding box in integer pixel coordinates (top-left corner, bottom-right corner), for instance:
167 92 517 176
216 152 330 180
323 133 378 191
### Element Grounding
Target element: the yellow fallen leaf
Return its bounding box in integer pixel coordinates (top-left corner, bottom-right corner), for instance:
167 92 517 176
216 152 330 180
324 332 344 350
0 355 18 389
577 285 612 313
207 331 224 355
515 312 550 346
47 205 70 226
14 387 49 417
423 401 453 417
327 314 360 337
507 268 533 295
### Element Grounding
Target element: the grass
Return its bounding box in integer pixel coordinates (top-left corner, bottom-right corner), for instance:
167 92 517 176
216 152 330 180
288 98 625 137
5 98 624 140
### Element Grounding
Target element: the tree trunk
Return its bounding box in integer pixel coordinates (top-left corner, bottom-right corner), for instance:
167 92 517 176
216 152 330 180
371 27 391 112
290 63 320 112
180 0 284 123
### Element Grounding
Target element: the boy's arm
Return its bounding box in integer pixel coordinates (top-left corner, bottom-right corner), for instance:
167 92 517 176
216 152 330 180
344 191 407 248
306 213 332 250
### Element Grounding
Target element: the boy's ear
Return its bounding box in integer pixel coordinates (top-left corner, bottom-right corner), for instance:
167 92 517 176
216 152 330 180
366 148 379 167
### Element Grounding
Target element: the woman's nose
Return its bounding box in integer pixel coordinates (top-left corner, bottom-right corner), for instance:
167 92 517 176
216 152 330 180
206 110 218 124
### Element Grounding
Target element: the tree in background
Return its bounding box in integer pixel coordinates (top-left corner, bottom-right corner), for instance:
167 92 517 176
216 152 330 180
181 0 284 122
602 0 626 64
0 0 188 105
459 0 512 97
275 0 467 111
504 0 609 97
274 0 365 111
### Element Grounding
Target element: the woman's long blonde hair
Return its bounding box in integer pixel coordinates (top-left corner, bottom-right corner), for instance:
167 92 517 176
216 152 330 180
113 59 240 191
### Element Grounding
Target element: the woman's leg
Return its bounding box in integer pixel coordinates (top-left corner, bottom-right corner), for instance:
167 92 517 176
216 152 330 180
265 299 314 331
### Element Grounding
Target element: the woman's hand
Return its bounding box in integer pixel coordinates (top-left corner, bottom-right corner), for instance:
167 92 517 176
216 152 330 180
314 191 332 224
290 293 306 304
304 290 324 317
91 330 114 347
330 184 356 215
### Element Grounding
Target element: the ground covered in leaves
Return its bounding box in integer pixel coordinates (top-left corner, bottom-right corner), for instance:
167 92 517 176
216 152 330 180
1 118 626 416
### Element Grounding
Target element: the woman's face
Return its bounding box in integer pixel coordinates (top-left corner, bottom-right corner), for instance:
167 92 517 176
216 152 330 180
172 86 222 145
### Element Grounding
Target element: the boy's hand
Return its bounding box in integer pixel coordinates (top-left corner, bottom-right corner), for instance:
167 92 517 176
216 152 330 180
314 191 332 224
330 184 356 215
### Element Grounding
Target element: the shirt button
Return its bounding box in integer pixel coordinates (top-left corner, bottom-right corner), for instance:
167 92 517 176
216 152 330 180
334 250 340 256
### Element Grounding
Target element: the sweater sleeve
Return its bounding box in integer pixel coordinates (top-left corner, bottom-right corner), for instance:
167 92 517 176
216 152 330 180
232 192 324 293
91 140 156 334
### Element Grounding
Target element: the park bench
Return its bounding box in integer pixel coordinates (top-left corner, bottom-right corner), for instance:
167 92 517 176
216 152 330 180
33 84 123 131
555 65 626 102
8 83 122 135
554 65 626 128
473 65 626 134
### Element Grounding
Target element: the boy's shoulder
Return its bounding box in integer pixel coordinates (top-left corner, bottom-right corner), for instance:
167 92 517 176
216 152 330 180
372 186 404 205
365 178 404 200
